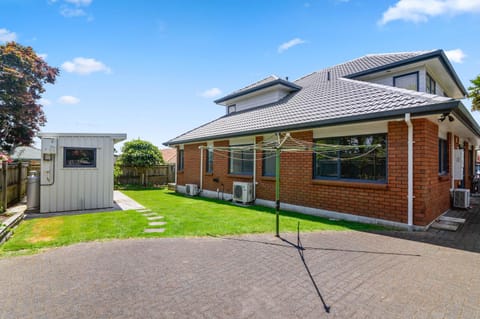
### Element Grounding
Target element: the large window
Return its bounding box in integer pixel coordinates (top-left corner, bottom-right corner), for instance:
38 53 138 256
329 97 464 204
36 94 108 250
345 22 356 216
439 138 449 175
313 134 387 182
178 149 184 171
64 148 96 168
262 150 276 176
426 73 436 94
393 72 419 91
206 148 213 173
229 145 253 175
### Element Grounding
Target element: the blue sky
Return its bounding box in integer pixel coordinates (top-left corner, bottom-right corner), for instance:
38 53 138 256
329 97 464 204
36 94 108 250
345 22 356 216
1 0 480 149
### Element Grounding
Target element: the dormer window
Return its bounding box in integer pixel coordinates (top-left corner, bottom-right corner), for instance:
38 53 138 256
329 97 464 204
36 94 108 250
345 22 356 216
426 73 436 94
393 72 419 91
228 104 236 114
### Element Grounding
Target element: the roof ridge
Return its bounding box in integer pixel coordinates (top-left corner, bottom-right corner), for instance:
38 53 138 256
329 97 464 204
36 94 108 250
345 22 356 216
365 50 437 57
339 78 452 102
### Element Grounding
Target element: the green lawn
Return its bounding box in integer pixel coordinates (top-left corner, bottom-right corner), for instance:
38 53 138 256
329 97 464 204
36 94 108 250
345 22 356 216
122 188 381 236
0 188 381 256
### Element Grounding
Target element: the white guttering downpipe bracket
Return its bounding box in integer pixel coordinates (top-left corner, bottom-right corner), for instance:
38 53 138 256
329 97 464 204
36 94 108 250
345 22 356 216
405 113 414 228
199 146 203 192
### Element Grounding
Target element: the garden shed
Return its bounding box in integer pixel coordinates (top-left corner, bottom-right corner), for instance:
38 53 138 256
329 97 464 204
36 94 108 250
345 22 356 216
38 133 127 213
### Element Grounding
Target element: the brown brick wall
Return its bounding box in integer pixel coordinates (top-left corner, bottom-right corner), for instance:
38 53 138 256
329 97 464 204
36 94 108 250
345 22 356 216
178 119 453 226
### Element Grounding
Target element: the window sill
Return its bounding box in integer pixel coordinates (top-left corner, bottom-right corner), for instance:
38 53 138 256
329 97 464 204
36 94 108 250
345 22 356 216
311 179 388 190
227 174 253 179
178 171 184 174
205 172 213 176
260 176 276 181
438 175 450 182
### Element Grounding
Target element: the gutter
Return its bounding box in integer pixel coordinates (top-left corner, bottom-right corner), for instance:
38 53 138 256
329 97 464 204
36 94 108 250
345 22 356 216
405 113 414 229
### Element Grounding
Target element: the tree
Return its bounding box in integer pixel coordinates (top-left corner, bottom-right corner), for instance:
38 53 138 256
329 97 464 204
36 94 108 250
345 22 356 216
469 74 480 111
0 42 59 153
116 139 164 186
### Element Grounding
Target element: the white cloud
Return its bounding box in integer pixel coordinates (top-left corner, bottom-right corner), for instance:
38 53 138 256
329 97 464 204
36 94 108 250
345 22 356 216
379 0 480 25
38 53 48 60
445 49 466 63
278 38 306 53
0 28 17 42
200 88 222 98
65 0 92 6
60 7 86 17
58 96 80 104
39 98 52 106
62 57 111 75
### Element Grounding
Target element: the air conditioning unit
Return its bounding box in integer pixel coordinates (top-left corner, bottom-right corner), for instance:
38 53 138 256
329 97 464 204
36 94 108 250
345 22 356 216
453 189 470 208
185 184 198 196
233 182 253 204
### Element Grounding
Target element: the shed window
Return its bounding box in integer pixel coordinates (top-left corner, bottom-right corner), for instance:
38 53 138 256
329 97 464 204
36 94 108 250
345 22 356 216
439 138 449 175
393 72 419 91
229 145 253 175
64 148 96 168
313 134 387 182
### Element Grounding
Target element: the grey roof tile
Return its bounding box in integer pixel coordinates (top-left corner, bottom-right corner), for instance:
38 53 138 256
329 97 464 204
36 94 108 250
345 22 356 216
166 51 457 145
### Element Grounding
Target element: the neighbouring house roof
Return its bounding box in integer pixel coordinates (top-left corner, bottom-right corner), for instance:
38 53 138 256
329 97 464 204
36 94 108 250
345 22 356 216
161 148 177 164
11 146 41 161
165 50 477 146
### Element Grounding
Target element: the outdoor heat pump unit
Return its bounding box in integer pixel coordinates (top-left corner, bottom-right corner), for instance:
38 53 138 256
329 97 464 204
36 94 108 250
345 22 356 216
233 182 253 204
453 189 470 209
185 184 199 196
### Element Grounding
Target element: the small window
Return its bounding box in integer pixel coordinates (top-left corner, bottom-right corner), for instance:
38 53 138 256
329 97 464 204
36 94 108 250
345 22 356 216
206 148 213 173
229 145 253 175
178 149 184 171
393 72 419 91
228 105 236 114
64 148 96 168
262 150 276 176
439 138 449 175
426 73 436 94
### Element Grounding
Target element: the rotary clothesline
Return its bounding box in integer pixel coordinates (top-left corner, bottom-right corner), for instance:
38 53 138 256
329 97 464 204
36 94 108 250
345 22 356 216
199 133 383 161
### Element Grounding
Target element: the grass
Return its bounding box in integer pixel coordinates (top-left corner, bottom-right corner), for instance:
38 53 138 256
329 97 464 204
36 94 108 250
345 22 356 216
0 187 382 257
121 188 382 236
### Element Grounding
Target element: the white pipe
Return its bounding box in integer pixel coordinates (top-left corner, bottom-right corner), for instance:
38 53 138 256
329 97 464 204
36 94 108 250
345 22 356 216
199 146 203 191
253 138 256 200
451 134 455 190
405 113 414 227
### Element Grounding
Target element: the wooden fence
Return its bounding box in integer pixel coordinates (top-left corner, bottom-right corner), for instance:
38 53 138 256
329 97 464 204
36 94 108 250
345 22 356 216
0 161 31 211
116 164 175 186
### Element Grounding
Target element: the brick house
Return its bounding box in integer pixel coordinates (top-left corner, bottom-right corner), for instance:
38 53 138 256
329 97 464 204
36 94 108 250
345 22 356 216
165 50 480 229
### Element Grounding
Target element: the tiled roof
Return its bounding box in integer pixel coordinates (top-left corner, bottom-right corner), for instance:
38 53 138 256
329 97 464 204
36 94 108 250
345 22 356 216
160 148 176 164
166 50 463 145
232 75 279 94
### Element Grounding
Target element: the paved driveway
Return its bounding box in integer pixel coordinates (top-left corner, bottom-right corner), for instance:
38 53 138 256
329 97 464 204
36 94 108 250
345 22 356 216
1 229 479 319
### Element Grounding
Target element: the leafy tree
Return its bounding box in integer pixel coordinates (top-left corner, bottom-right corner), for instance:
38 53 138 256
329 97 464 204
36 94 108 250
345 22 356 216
469 74 480 111
0 42 59 153
116 139 164 186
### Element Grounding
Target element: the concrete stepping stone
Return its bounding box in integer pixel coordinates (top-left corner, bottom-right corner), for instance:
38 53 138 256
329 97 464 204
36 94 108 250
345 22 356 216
147 216 164 220
142 213 157 217
137 209 151 213
144 228 165 233
149 221 166 226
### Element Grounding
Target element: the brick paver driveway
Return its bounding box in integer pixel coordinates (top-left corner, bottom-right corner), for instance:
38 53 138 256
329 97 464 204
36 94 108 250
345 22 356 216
1 227 479 319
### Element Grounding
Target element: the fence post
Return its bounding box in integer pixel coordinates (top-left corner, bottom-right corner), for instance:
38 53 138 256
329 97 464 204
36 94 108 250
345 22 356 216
1 161 7 211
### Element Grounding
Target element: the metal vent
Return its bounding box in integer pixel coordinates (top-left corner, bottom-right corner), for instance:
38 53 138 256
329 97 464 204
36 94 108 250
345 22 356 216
234 185 243 199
